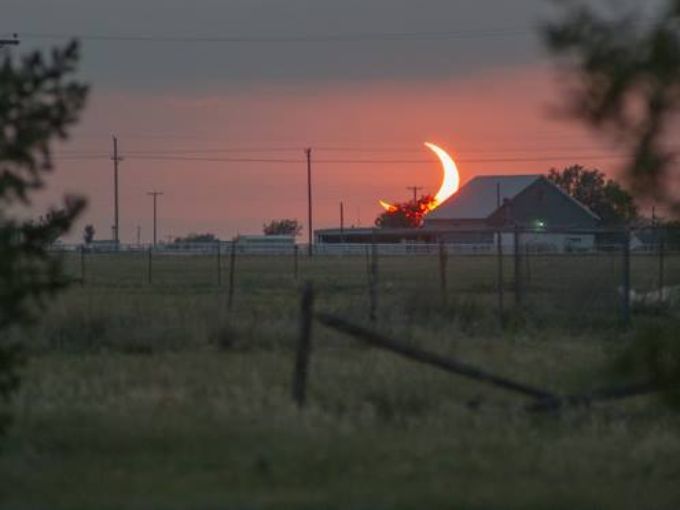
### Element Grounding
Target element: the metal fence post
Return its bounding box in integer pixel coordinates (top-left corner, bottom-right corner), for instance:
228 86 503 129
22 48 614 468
368 242 378 322
439 241 448 305
293 244 299 280
524 242 531 287
292 281 314 408
80 245 86 285
621 230 631 326
216 241 222 286
514 227 522 306
147 246 153 285
228 240 237 310
497 229 504 325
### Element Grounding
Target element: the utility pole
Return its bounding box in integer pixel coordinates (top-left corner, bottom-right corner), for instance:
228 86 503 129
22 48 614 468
147 191 163 246
136 225 141 246
111 136 123 243
340 201 345 243
340 201 345 232
305 148 313 257
406 186 423 202
0 34 20 49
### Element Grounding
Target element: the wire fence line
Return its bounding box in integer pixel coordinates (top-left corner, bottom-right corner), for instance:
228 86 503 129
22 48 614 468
52 227 680 327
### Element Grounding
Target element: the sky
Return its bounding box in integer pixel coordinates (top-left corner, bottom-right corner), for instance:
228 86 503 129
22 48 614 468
3 0 658 243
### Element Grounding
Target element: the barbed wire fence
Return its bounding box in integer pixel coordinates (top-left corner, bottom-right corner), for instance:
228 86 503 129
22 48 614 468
54 227 680 326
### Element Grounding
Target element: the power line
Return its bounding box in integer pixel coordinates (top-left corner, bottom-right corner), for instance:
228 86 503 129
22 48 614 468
54 141 664 157
52 153 634 164
406 186 424 201
17 27 532 45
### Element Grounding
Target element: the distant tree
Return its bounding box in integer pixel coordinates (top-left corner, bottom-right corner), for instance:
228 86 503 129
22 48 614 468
263 219 302 236
83 224 95 244
375 195 434 229
0 41 88 435
174 232 219 243
548 166 638 225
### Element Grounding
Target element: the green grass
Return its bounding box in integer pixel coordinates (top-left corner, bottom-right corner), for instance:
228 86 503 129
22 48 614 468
2 253 680 509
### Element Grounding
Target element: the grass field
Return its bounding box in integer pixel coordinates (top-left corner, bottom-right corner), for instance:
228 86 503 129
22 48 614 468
2 253 680 509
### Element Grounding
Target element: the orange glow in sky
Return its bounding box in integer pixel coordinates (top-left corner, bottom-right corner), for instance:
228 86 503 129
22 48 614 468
379 141 460 213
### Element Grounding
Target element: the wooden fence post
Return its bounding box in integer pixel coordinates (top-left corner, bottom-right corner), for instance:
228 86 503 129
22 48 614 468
228 240 237 310
514 227 522 306
621 230 631 326
80 245 86 285
292 282 314 408
496 230 504 325
658 226 665 296
216 241 222 286
368 242 378 322
293 244 299 280
524 242 531 287
147 246 153 285
439 241 448 305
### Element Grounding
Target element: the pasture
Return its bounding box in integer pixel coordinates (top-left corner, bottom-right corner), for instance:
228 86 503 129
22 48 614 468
2 252 680 509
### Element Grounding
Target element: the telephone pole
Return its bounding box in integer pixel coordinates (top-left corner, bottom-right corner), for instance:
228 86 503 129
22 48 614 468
339 201 345 232
340 201 345 243
305 148 313 257
111 136 123 243
407 186 423 202
147 191 163 246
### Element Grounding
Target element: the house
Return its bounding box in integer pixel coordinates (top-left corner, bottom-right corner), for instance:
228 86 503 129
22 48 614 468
315 174 601 252
423 174 600 251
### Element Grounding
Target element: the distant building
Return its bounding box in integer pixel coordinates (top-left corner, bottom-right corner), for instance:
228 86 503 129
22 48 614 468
316 174 601 252
234 235 295 254
424 174 599 230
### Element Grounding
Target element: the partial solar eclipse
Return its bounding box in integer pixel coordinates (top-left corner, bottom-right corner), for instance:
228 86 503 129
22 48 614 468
379 142 460 212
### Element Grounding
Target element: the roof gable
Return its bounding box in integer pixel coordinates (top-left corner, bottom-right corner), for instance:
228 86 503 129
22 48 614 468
426 174 541 221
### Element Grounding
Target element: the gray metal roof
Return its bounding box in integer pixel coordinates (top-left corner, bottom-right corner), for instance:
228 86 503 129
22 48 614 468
427 174 541 220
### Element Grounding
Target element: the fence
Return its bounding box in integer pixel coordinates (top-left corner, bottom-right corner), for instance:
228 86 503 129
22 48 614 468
53 227 680 326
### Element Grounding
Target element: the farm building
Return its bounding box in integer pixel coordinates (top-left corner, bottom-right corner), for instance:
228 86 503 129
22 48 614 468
316 174 601 252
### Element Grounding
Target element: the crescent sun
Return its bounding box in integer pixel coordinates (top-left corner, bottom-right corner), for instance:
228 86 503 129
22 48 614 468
379 142 460 212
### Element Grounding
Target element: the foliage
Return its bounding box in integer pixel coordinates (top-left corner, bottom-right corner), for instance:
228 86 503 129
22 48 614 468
4 255 680 507
548 165 638 224
375 194 435 228
174 232 219 243
0 40 88 435
617 319 680 406
546 1 680 404
83 224 95 244
262 218 302 236
544 1 680 214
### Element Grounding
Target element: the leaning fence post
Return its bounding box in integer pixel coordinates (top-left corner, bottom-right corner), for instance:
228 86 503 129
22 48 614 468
621 230 631 326
513 226 522 306
80 245 86 285
368 242 379 322
658 226 665 296
147 246 153 285
439 241 448 305
228 240 237 310
292 281 314 408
